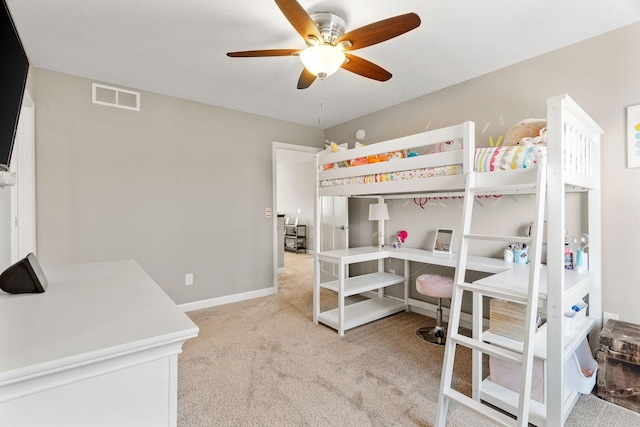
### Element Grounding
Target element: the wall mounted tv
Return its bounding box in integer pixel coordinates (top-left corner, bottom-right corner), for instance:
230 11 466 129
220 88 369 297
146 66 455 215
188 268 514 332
0 0 29 172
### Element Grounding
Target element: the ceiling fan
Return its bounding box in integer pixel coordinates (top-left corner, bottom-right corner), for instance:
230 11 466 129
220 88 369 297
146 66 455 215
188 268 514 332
226 0 421 89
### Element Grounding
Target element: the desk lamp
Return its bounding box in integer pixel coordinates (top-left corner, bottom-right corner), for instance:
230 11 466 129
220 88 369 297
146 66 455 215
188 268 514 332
369 203 389 248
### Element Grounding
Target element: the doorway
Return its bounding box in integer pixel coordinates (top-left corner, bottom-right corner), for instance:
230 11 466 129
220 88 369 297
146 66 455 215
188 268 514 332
272 142 319 290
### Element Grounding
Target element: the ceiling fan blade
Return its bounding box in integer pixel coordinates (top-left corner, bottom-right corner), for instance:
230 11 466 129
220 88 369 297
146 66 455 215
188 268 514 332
336 13 421 51
297 68 317 89
275 0 323 44
342 54 392 82
227 49 300 57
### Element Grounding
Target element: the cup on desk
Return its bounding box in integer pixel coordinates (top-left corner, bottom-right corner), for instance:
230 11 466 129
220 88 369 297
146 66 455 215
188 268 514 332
575 250 588 272
503 248 514 262
514 249 528 264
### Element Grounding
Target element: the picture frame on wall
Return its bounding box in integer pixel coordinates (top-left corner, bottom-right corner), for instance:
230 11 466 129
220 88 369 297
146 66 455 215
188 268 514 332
627 104 640 168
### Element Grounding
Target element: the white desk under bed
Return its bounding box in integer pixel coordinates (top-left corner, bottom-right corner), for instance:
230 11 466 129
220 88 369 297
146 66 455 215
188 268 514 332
313 246 594 336
314 246 510 336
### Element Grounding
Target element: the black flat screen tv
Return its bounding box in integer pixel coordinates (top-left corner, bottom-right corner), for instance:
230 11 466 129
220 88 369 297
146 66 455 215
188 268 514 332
0 0 29 171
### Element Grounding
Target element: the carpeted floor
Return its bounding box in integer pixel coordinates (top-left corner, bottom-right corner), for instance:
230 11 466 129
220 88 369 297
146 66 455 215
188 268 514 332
177 252 640 426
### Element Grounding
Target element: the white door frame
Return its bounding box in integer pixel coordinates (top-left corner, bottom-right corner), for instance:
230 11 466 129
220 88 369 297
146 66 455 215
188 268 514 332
10 90 36 262
272 142 320 291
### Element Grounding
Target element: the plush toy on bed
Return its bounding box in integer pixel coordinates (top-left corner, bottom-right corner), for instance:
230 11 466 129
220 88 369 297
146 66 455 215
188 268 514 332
367 153 389 163
426 139 463 154
393 230 408 248
350 141 368 166
387 150 406 160
504 119 548 146
320 140 348 170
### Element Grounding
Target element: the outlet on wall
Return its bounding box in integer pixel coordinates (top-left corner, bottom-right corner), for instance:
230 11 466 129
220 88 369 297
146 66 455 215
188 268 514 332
603 311 619 325
185 273 194 286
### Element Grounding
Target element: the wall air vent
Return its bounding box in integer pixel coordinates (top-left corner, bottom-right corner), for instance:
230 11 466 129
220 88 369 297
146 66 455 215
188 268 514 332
92 83 140 111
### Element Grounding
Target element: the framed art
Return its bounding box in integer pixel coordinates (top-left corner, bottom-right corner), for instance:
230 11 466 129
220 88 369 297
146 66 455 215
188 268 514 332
627 104 640 168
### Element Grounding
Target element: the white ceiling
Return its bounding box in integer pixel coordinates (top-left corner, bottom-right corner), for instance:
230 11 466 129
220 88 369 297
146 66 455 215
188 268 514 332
6 0 640 129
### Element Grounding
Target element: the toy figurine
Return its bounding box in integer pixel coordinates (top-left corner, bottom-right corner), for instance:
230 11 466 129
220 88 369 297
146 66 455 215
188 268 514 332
393 230 408 248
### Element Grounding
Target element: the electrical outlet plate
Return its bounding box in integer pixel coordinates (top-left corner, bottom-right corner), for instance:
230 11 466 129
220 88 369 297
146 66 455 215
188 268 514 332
603 311 619 325
185 274 193 286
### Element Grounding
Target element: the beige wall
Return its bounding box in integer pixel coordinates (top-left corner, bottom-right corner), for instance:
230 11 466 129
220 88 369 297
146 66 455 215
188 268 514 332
325 22 640 324
23 22 640 321
33 69 323 304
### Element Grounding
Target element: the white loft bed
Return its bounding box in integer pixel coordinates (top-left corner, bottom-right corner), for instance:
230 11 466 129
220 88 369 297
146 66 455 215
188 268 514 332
314 94 603 426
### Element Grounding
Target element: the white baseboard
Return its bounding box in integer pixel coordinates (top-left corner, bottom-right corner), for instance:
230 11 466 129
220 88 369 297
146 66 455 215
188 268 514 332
178 286 277 312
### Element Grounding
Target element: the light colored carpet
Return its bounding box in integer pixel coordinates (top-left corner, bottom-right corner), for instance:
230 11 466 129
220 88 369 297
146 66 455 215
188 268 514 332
178 252 640 426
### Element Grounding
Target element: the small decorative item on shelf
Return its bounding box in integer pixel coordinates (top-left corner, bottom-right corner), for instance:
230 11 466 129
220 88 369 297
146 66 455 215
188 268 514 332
573 233 589 272
393 230 408 248
507 242 528 264
503 247 514 262
514 247 528 264
563 300 588 335
564 231 574 269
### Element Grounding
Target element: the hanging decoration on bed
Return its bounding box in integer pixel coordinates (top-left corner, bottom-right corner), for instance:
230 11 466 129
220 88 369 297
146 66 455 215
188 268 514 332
489 135 504 147
413 195 501 209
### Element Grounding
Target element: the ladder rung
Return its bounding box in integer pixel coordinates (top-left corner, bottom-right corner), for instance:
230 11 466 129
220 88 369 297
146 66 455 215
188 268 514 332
457 282 528 304
442 389 517 427
463 234 533 244
450 333 523 364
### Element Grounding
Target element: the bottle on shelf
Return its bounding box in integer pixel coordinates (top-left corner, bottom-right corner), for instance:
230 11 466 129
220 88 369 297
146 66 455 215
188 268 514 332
564 231 574 270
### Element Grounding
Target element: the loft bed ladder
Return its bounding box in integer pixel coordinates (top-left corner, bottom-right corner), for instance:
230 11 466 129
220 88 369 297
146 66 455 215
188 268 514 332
435 165 547 426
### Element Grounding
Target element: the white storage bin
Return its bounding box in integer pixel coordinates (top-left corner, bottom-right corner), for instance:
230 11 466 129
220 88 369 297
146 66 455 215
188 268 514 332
490 356 546 403
566 338 598 394
490 337 597 402
563 301 587 335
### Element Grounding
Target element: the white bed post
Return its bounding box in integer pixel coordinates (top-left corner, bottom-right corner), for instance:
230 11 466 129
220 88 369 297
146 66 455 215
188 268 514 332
313 153 320 325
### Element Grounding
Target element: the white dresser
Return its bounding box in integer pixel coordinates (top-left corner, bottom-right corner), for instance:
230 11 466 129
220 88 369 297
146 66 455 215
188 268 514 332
0 260 199 426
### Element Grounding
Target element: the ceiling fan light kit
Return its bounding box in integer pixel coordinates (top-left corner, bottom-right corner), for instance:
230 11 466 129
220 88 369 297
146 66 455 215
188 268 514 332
300 45 345 79
226 0 421 89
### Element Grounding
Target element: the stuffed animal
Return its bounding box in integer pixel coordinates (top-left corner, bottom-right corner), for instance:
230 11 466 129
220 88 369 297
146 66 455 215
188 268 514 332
350 157 368 166
350 141 368 166
367 153 388 163
503 119 547 146
387 150 406 160
518 126 547 146
321 140 348 170
426 139 463 154
393 230 408 248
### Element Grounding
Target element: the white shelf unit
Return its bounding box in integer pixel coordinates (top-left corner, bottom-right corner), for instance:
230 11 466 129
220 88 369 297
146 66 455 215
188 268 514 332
480 316 597 426
315 248 409 336
469 268 600 426
284 223 306 253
